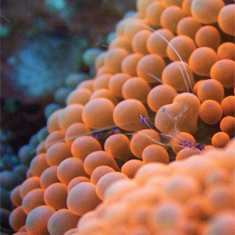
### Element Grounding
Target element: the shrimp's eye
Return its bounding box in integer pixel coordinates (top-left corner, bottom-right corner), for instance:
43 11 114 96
195 143 205 151
112 127 119 134
198 144 205 150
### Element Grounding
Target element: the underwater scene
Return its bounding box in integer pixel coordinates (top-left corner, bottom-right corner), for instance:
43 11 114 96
1 0 235 234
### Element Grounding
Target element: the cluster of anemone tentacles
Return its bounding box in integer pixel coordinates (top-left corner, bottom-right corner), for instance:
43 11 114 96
5 0 235 234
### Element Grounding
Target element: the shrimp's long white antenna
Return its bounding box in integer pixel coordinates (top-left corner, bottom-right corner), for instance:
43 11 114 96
177 65 189 93
147 73 163 84
135 23 193 92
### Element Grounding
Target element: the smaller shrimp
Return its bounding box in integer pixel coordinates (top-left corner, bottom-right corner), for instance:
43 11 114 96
139 114 205 152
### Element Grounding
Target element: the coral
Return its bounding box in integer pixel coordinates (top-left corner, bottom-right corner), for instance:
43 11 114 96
195 25 221 50
2 0 235 234
199 100 223 125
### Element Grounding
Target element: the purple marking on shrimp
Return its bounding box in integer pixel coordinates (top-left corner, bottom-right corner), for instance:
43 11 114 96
92 133 103 138
175 138 205 152
92 127 120 138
